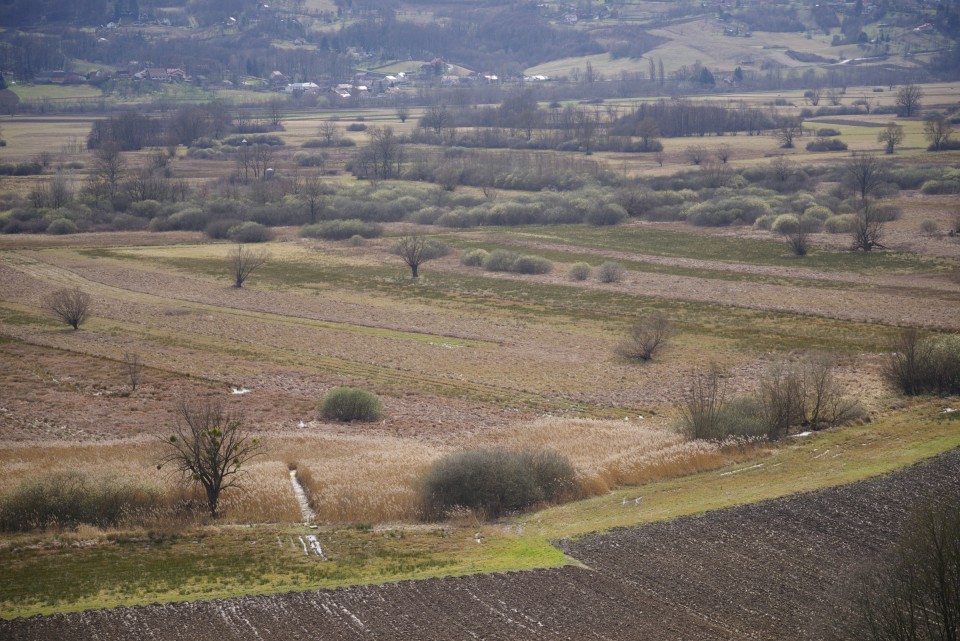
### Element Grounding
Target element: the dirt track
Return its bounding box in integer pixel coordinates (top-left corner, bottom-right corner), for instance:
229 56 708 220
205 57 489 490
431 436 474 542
5 448 958 640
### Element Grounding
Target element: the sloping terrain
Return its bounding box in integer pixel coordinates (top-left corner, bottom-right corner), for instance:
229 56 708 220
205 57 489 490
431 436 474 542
4 447 957 640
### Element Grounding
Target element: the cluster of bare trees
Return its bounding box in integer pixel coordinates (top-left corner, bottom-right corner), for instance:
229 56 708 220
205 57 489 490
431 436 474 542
678 356 861 441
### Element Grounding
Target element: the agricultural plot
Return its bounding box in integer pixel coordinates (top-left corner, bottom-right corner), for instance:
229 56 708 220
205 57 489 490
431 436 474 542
3 441 957 640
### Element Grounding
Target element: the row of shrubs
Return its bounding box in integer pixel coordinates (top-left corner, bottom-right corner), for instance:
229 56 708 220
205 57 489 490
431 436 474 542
460 248 553 274
6 157 956 236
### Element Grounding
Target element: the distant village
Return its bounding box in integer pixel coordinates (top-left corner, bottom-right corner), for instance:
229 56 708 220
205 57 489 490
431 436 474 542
31 58 552 101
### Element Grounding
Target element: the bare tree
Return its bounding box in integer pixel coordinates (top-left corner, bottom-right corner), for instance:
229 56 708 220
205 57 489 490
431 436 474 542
390 235 450 278
685 144 707 165
804 87 823 106
845 494 960 641
851 200 887 252
715 143 732 164
775 118 803 148
877 122 904 154
895 83 923 117
422 104 451 138
303 175 326 224
124 352 142 391
265 98 284 128
825 87 844 106
616 313 674 361
771 155 793 183
89 141 125 199
923 113 954 151
157 400 264 516
395 98 410 123
46 287 92 330
845 154 886 204
317 121 339 145
229 244 270 288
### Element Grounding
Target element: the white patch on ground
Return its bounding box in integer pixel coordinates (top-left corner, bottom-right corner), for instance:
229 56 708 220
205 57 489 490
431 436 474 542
289 469 315 525
231 387 251 395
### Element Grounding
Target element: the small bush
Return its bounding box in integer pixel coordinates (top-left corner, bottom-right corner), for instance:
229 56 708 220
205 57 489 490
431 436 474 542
301 219 383 241
824 214 856 233
586 203 628 226
294 153 328 167
228 222 274 243
321 386 383 422
346 123 367 132
920 179 960 195
418 447 578 520
0 471 164 531
805 137 848 152
771 214 800 234
920 219 940 234
569 262 591 281
349 234 366 246
597 261 625 283
205 218 243 239
482 249 519 272
460 248 489 266
46 218 78 235
511 254 553 275
753 214 777 231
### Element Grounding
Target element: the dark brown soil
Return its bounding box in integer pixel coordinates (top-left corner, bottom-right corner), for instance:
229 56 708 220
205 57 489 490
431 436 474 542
5 447 957 640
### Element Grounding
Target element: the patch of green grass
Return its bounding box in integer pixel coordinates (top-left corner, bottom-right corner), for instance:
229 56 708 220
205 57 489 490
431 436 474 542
528 397 960 541
500 225 952 273
10 85 103 102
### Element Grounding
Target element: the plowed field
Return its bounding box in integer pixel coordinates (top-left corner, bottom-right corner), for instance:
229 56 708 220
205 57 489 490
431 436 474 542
5 447 957 640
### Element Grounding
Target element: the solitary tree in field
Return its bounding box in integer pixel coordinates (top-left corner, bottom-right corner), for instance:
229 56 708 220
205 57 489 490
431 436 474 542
775 118 803 148
395 98 410 123
46 287 92 330
229 244 270 288
157 400 263 517
895 84 923 117
923 113 954 151
877 122 904 154
390 235 450 278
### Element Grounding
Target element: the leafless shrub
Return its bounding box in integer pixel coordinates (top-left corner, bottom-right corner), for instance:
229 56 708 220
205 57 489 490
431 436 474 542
760 354 863 438
616 313 674 361
46 287 92 330
685 144 707 165
677 366 732 440
123 352 142 391
229 244 270 288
